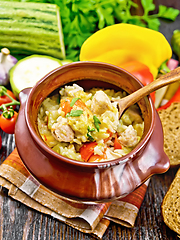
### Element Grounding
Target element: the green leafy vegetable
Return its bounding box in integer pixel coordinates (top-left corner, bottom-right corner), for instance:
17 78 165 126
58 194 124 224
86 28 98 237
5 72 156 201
70 97 80 107
66 109 83 117
93 115 101 132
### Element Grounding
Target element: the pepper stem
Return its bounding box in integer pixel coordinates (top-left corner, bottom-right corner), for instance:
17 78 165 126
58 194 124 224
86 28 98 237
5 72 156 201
2 106 14 119
0 86 20 110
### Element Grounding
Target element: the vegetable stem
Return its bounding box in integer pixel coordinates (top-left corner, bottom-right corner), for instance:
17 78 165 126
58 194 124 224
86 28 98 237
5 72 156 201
0 86 20 109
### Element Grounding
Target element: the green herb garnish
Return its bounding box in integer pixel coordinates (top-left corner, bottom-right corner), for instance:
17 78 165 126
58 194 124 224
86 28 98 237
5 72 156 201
87 126 95 141
93 115 101 132
88 126 95 132
57 94 61 104
87 132 94 141
66 110 83 117
70 97 80 107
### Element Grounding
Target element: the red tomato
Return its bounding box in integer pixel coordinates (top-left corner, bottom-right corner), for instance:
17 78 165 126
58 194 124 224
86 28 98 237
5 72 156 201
0 135 2 149
0 111 18 134
80 142 97 162
0 90 16 109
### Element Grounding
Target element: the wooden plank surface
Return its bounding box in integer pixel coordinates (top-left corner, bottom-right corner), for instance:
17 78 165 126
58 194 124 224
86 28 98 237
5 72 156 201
1 3 180 239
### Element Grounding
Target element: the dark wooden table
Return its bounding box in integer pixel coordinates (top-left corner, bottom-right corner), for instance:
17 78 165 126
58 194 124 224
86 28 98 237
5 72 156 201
1 8 180 240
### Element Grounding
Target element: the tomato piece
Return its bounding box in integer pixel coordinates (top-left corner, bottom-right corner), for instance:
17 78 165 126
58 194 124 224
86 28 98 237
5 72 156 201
80 142 97 162
88 154 104 162
0 111 18 134
0 90 16 109
114 134 122 149
120 61 155 102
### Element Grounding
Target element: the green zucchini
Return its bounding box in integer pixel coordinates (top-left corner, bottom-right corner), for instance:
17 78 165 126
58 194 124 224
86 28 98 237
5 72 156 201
9 54 63 98
0 1 65 59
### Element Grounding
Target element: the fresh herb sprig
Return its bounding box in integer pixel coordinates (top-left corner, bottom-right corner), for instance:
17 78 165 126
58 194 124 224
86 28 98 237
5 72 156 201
66 109 83 117
87 126 95 141
93 115 101 132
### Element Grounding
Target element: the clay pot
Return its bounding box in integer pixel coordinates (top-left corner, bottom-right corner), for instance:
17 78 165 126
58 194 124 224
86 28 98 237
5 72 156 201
15 61 170 203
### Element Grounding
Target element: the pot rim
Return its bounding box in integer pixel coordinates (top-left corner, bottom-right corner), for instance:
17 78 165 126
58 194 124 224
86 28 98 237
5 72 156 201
25 61 156 169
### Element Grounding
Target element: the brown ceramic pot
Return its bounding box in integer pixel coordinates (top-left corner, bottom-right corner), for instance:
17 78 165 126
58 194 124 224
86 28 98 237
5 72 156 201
15 61 170 203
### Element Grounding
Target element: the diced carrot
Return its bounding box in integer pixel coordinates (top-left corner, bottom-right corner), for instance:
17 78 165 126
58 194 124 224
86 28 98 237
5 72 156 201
75 99 92 117
80 142 97 162
61 97 92 116
43 135 48 142
60 98 72 115
114 133 122 149
88 154 103 162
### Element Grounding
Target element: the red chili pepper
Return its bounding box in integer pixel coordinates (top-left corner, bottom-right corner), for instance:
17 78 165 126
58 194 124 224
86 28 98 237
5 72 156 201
120 61 155 102
157 85 180 111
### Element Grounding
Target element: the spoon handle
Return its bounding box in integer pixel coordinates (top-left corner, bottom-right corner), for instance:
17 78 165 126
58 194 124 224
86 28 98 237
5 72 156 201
120 66 180 112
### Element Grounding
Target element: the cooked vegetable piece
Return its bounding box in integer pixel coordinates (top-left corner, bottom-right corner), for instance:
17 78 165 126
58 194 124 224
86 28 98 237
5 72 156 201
38 85 144 162
61 98 72 115
88 154 104 162
80 142 97 162
114 133 122 150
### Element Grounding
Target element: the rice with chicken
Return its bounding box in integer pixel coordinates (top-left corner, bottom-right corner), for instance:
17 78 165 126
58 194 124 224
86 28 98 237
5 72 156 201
37 84 144 162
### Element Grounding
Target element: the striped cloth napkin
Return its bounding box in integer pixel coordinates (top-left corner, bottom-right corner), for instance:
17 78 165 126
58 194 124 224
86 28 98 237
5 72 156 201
0 148 149 239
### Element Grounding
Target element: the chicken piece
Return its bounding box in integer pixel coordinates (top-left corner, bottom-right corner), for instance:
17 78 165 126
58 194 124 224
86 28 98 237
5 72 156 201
91 90 112 115
118 125 139 148
105 147 124 160
51 116 74 142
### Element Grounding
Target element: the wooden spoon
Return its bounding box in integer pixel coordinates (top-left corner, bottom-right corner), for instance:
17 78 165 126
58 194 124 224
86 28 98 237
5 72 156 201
115 66 180 118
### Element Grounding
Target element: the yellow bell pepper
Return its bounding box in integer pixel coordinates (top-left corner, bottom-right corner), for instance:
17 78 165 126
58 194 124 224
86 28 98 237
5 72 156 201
79 23 172 78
